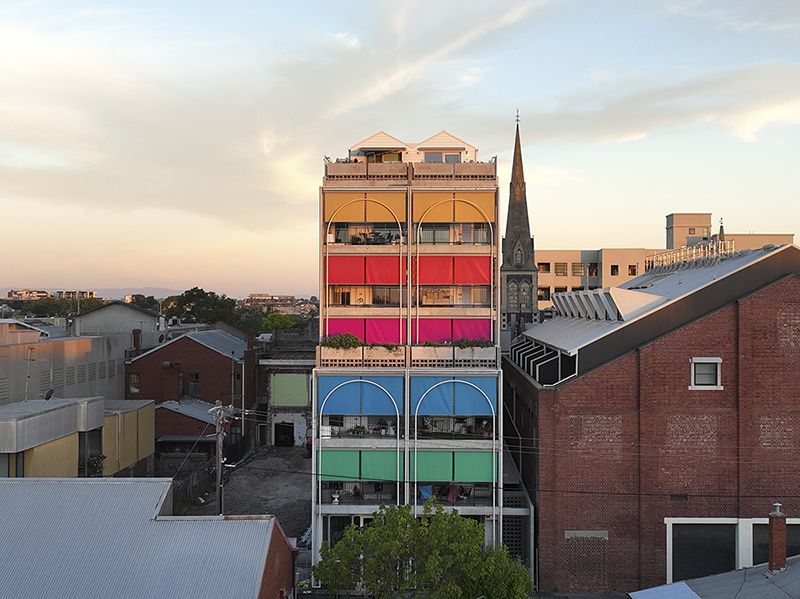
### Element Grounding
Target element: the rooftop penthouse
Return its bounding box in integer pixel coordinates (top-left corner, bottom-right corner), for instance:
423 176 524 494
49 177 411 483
324 130 497 187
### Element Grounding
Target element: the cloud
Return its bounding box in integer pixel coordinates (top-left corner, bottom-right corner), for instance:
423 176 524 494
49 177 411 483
327 32 361 49
665 0 800 33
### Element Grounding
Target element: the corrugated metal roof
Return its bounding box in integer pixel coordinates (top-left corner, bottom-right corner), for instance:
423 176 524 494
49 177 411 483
524 245 789 354
104 399 154 414
686 555 800 598
156 398 216 425
0 478 276 599
131 329 246 362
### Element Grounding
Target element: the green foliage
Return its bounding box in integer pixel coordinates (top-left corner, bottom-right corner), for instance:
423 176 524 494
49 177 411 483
129 294 160 313
164 287 237 325
366 343 402 351
314 501 532 599
27 297 104 317
421 338 494 348
320 333 362 349
263 312 306 330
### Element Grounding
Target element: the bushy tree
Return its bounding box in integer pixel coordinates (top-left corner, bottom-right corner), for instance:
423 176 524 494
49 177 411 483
263 312 306 330
314 501 532 599
164 287 237 324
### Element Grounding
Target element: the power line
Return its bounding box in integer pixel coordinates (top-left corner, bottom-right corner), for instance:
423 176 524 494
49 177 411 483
172 423 211 477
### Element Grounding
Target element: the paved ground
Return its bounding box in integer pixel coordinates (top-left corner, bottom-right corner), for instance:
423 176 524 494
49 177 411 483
185 445 312 538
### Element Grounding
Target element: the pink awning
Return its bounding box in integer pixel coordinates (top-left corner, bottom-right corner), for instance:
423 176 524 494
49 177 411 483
453 256 491 285
452 318 491 341
365 318 405 344
413 318 452 344
326 318 365 341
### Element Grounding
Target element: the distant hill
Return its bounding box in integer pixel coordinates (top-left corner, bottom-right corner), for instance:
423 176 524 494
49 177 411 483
1 287 183 300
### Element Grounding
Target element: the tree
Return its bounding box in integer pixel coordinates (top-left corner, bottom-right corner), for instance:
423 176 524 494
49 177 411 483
263 312 306 330
314 501 532 599
164 287 237 324
129 294 160 313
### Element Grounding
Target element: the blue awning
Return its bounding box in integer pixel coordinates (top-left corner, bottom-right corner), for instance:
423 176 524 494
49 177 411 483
411 376 453 415
454 376 496 415
317 376 360 414
361 376 403 415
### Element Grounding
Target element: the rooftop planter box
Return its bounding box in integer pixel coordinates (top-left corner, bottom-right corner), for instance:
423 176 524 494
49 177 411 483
412 163 454 177
318 346 364 367
454 162 496 177
410 346 454 367
454 346 499 368
364 345 407 367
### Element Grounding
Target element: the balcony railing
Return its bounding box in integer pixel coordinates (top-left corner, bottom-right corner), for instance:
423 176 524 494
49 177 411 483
317 345 500 368
324 160 496 182
417 483 494 506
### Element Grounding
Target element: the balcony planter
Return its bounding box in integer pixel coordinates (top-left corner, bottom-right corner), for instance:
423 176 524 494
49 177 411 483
411 346 454 367
364 346 406 367
454 346 498 367
319 346 363 366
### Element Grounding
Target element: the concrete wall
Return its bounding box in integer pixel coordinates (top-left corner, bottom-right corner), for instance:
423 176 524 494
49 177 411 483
506 274 800 592
24 432 79 477
103 414 119 475
73 303 163 347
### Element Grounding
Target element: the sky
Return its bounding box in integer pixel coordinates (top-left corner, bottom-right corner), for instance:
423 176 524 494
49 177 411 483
1 0 799 297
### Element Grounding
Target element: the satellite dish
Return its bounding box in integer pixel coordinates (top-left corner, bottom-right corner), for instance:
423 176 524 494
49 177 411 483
40 389 55 401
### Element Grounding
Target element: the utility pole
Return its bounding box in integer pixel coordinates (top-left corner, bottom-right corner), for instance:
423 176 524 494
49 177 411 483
211 400 229 515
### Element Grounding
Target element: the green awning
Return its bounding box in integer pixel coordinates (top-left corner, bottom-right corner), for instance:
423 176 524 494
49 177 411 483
453 451 495 483
410 450 453 481
361 451 400 482
271 373 308 407
318 450 359 481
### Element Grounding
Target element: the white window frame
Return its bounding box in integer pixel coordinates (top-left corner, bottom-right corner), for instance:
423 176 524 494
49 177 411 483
689 357 723 390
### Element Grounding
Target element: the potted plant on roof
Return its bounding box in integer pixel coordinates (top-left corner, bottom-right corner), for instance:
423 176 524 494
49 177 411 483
453 338 497 366
364 342 406 366
320 333 363 365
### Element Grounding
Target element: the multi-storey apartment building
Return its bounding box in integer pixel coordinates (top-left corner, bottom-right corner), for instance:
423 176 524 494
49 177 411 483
311 131 511 567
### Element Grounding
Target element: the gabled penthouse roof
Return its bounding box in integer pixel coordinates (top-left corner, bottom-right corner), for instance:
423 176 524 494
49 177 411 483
130 329 246 362
514 243 800 384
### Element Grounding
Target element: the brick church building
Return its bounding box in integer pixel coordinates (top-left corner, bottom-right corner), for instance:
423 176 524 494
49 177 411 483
504 241 800 592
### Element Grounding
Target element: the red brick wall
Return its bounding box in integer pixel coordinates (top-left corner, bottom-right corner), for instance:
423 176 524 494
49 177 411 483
125 337 238 404
516 274 800 592
258 518 295 599
155 407 210 439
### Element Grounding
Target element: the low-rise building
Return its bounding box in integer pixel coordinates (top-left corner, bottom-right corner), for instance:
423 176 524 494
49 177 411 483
505 241 800 592
0 477 296 599
0 397 153 477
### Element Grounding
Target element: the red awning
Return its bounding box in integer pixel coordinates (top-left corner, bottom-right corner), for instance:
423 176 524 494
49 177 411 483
365 318 405 344
327 256 365 285
452 318 491 341
326 318 365 341
413 256 453 285
453 256 491 285
366 255 406 285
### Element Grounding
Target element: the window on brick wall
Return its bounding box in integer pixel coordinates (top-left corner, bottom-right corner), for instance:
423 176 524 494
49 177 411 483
537 262 550 273
554 262 567 276
571 262 584 276
188 373 201 397
610 264 619 276
128 373 140 395
690 358 722 390
628 264 638 276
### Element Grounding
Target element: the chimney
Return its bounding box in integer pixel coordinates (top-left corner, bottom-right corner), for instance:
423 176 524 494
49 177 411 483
132 328 142 350
246 330 254 351
769 502 787 573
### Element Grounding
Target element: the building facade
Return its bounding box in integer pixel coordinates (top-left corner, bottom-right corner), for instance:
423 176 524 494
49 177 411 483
505 242 800 592
312 131 512 568
500 123 537 348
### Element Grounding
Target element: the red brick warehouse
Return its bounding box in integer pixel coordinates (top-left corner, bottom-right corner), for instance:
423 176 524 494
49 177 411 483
504 242 800 593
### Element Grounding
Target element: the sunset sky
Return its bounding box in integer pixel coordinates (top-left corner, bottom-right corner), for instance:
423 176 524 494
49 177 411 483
1 0 799 297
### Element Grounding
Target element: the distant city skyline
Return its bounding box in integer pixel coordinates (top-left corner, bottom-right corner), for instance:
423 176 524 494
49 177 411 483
1 1 799 297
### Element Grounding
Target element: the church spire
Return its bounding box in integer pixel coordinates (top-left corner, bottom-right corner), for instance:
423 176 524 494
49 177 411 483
502 119 534 270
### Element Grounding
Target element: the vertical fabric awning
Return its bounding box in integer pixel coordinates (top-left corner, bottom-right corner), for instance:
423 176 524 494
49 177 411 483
453 256 491 284
452 318 491 341
317 376 360 414
414 256 453 285
411 450 453 481
361 375 404 415
414 318 452 344
326 318 365 341
411 376 453 415
327 256 365 285
412 192 454 223
365 255 406 285
365 318 405 344
324 192 366 222
270 373 308 407
454 191 495 222
365 191 407 221
361 451 400 482
453 451 495 483
318 450 360 481
453 376 497 415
